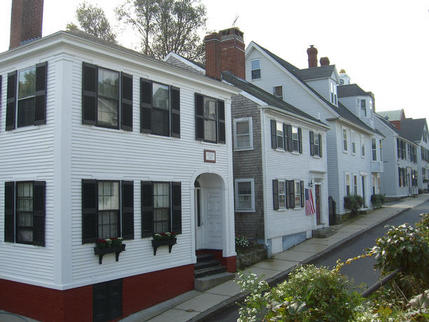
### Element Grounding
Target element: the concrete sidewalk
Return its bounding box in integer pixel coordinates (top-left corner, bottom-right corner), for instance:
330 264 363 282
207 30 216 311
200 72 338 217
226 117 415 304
123 194 429 322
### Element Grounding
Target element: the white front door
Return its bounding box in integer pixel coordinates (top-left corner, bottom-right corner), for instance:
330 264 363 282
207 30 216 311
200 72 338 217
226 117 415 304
205 189 223 249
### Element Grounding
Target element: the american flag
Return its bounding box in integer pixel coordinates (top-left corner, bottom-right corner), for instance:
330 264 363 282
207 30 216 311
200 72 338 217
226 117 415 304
305 188 315 216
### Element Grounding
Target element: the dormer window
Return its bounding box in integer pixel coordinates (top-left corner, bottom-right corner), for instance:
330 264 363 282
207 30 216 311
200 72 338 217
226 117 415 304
360 99 367 117
251 60 261 80
330 82 337 105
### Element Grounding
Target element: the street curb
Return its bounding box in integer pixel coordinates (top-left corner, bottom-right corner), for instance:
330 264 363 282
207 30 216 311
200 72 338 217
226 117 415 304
190 197 428 322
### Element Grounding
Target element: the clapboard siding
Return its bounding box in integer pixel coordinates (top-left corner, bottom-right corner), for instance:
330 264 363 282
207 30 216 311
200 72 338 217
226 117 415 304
67 51 234 286
0 54 57 286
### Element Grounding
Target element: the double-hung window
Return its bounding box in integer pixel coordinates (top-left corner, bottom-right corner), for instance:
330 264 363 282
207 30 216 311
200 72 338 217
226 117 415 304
4 181 46 246
309 131 322 157
291 126 300 152
82 63 133 131
372 138 377 161
251 60 261 80
82 180 134 243
141 79 180 137
6 62 47 130
345 174 351 196
276 122 284 150
195 94 225 143
273 86 283 99
272 179 304 210
343 129 348 151
141 181 182 237
235 179 255 212
352 132 356 154
353 175 358 195
270 121 302 153
233 117 253 150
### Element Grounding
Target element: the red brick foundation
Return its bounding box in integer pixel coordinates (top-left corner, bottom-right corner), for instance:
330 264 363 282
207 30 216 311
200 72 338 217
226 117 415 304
0 264 194 322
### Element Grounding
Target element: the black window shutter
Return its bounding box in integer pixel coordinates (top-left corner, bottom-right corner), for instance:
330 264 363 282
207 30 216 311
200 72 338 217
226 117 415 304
82 179 98 243
171 87 180 138
141 181 154 237
6 71 17 131
309 131 314 156
300 181 304 208
287 125 292 152
217 100 225 144
171 182 182 234
195 93 204 140
398 167 401 186
35 62 47 125
140 78 152 133
272 179 279 210
270 120 277 149
33 181 46 246
121 73 133 131
298 128 302 153
288 180 295 209
82 63 97 125
4 182 15 242
318 134 322 157
285 181 289 209
121 181 134 240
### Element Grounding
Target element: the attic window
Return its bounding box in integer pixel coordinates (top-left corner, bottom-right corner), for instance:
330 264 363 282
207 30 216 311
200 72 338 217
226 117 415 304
251 60 261 80
273 86 283 99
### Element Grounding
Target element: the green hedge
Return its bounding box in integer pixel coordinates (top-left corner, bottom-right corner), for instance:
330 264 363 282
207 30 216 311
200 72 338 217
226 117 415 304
344 195 363 215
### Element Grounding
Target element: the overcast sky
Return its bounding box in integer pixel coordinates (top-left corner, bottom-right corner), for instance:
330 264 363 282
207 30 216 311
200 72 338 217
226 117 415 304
0 0 428 121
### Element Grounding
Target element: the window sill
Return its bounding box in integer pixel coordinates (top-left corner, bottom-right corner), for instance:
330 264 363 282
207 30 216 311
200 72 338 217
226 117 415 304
6 125 45 134
275 148 285 152
1 242 42 249
312 155 321 159
82 124 129 134
197 140 223 146
236 209 256 213
291 151 300 155
143 132 180 141
343 150 349 154
234 147 254 152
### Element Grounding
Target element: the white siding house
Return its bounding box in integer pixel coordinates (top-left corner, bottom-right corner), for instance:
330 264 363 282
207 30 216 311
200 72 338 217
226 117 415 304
0 31 238 321
245 42 378 216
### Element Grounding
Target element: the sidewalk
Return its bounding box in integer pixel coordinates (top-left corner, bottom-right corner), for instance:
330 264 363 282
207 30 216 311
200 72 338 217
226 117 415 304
124 194 429 322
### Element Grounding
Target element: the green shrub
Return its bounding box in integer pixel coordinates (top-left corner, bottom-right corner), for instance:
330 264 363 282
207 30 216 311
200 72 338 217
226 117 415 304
370 223 429 286
371 194 385 208
236 265 363 321
235 235 250 251
344 195 364 215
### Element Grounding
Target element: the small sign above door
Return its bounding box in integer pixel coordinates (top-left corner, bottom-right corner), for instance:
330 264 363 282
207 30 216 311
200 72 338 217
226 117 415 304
204 150 216 163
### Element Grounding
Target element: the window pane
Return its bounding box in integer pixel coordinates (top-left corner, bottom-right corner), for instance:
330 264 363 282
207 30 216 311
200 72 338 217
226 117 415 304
238 182 251 195
18 229 33 243
152 83 169 110
152 108 169 136
236 121 249 135
278 181 286 209
154 183 169 208
18 66 36 99
98 69 119 99
98 211 119 239
238 195 251 209
295 181 301 205
17 183 33 211
237 135 250 149
98 182 119 211
98 97 118 126
204 99 217 120
251 60 260 70
204 119 217 142
18 213 33 226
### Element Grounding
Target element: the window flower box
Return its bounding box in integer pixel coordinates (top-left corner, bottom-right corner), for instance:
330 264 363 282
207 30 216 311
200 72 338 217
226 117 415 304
94 238 125 264
151 232 177 255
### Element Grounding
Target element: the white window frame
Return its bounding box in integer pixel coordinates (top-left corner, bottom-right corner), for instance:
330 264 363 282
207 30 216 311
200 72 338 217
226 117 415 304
233 117 253 151
351 131 356 155
273 85 283 99
251 59 261 80
353 174 358 195
372 138 377 161
291 126 299 152
361 135 365 158
278 180 287 210
235 179 255 212
360 99 367 117
294 180 302 209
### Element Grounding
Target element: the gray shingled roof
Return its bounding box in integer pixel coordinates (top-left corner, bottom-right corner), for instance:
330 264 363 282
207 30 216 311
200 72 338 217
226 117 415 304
376 113 399 134
398 118 427 143
377 110 404 121
254 42 376 134
297 65 336 81
337 84 370 98
222 71 327 126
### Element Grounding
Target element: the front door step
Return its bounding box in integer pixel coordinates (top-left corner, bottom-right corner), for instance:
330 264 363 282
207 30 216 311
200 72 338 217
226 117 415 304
194 272 235 291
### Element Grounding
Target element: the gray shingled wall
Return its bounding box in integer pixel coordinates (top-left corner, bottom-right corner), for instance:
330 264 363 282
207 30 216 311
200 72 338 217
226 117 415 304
231 94 265 242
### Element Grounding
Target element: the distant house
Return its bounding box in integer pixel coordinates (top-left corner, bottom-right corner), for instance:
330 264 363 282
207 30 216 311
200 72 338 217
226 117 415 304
0 3 238 321
166 28 330 256
244 42 381 216
375 114 419 197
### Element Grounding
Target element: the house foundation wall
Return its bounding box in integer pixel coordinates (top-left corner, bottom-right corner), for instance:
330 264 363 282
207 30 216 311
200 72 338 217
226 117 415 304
0 264 194 322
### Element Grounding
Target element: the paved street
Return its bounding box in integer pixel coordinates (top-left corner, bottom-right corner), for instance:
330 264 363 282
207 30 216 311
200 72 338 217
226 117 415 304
203 200 429 322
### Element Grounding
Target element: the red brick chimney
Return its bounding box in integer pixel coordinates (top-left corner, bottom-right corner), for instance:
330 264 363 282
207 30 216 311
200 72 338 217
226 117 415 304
204 27 245 80
307 45 318 68
9 0 44 50
320 57 330 66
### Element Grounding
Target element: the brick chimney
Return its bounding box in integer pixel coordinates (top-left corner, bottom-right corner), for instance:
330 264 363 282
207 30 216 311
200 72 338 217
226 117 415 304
204 27 245 80
320 57 330 66
307 45 318 68
9 0 44 50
